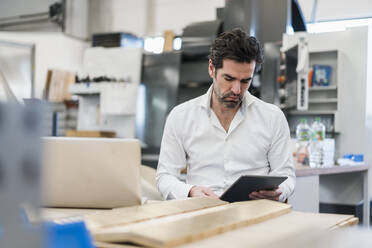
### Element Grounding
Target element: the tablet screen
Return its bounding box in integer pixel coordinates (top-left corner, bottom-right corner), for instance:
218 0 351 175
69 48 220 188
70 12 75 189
220 175 287 203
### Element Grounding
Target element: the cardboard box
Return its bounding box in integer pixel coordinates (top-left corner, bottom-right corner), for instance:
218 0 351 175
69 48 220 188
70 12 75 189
66 130 116 138
44 69 76 102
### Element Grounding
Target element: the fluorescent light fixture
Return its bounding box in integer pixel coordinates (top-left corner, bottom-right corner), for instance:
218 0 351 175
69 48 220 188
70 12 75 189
144 37 164 54
153 37 164 54
144 37 153 52
173 37 182 50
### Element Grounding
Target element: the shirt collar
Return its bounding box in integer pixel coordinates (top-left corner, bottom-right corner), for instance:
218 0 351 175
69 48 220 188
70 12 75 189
199 84 255 116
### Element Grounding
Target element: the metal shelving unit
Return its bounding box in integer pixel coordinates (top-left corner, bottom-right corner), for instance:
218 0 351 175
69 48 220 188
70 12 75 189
309 85 337 91
309 98 338 103
288 110 336 115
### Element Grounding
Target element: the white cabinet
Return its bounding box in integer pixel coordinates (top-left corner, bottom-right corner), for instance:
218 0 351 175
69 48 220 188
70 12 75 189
283 26 372 205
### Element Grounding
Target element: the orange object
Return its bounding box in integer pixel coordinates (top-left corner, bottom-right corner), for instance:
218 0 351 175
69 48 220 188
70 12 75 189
277 75 286 84
308 69 313 87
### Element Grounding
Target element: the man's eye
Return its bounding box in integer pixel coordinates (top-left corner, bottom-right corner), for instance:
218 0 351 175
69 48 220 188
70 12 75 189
225 77 234 81
241 80 250 84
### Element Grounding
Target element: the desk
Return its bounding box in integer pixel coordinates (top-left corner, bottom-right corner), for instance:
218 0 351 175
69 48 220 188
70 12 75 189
288 164 369 227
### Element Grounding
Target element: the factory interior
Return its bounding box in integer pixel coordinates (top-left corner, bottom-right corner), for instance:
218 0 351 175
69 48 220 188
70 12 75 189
1 0 372 247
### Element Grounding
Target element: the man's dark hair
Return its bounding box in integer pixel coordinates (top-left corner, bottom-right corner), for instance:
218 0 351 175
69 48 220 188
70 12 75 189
208 28 264 73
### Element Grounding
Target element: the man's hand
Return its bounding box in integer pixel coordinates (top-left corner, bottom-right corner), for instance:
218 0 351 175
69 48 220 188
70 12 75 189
188 186 219 199
249 187 282 201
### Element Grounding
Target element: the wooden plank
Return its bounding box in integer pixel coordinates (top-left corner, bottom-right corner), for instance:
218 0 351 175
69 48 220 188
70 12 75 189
330 217 359 230
179 211 358 248
47 70 76 102
163 30 175 52
85 197 227 230
94 200 291 248
25 206 108 224
40 208 105 224
95 241 139 248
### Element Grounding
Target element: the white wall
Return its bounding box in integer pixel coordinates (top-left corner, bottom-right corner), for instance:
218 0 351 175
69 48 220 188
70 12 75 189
89 0 224 36
86 0 149 37
66 0 90 39
112 0 149 36
0 32 89 98
152 0 224 35
298 0 372 22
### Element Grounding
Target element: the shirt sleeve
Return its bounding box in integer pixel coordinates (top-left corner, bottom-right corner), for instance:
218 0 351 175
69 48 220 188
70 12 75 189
156 109 194 200
268 109 296 202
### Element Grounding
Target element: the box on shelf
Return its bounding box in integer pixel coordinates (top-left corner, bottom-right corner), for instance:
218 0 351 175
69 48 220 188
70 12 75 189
311 65 332 87
66 130 116 138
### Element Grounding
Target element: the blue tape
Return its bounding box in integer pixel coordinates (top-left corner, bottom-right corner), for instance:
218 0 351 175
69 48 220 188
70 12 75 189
43 221 94 248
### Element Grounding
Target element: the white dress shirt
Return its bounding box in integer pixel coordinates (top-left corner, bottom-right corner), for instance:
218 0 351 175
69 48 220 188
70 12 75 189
156 86 295 202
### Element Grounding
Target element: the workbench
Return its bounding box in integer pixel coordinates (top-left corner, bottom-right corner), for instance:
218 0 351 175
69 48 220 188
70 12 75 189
38 198 362 248
288 164 370 227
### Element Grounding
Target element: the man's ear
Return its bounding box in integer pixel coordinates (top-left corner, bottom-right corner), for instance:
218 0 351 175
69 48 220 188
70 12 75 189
208 59 215 78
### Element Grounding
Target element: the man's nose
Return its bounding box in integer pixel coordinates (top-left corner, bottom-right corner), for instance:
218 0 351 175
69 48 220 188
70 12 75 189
231 81 241 95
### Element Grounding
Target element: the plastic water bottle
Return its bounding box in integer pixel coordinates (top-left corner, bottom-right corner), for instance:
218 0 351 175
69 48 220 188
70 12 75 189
310 117 326 168
296 119 311 166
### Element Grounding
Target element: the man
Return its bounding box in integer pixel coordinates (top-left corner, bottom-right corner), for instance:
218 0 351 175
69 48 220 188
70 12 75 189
156 28 295 202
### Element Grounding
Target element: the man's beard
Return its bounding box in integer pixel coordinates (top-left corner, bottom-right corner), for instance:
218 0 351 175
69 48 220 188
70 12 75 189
216 90 243 109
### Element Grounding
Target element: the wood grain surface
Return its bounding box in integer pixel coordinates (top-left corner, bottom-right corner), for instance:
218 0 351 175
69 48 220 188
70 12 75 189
95 241 139 248
94 200 291 248
179 211 358 248
85 197 227 230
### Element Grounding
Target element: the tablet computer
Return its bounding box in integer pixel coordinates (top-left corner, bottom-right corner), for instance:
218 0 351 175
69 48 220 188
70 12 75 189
220 175 287 203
